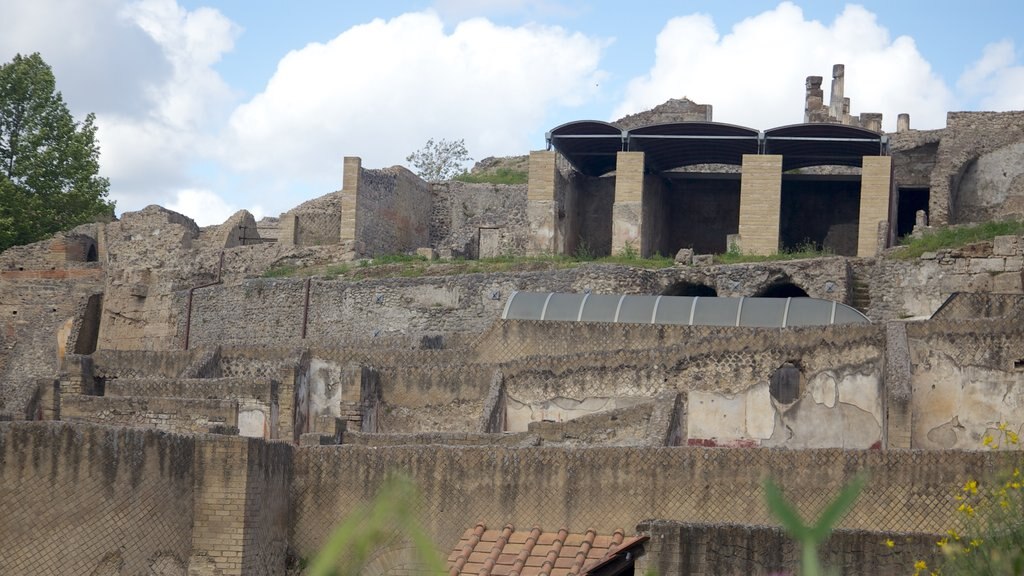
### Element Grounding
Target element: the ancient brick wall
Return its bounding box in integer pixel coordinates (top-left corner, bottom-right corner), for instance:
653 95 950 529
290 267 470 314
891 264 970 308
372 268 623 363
289 445 1019 565
355 166 432 256
430 181 528 258
636 521 941 576
61 394 238 434
0 422 196 575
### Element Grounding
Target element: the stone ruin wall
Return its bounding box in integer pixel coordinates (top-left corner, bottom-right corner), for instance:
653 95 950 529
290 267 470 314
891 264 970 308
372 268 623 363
929 111 1024 225
429 181 529 258
354 165 433 256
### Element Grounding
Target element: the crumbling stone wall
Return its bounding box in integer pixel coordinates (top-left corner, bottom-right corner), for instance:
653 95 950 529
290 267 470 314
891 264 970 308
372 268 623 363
867 236 1024 320
929 111 1024 224
355 166 432 256
279 192 343 247
430 181 528 258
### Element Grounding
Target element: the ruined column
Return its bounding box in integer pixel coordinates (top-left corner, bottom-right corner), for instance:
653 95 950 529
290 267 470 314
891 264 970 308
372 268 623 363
612 151 645 256
858 156 893 257
897 113 910 133
340 156 361 246
804 76 824 123
861 113 883 133
737 155 783 256
526 151 558 255
828 64 845 121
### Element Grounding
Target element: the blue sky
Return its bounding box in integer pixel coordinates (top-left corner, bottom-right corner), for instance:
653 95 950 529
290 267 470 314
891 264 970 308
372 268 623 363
3 0 1023 226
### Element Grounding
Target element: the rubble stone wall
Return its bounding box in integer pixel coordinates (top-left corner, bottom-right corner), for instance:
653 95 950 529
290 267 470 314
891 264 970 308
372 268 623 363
355 166 432 256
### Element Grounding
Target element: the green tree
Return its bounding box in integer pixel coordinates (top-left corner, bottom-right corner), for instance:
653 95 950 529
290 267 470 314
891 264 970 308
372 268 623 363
406 138 472 182
0 52 113 251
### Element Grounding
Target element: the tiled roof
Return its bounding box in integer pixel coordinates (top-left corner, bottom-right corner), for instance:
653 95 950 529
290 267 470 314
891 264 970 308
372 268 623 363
446 523 647 576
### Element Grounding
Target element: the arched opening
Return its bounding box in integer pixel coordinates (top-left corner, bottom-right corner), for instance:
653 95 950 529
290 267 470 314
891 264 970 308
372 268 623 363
662 281 717 297
755 281 809 298
769 362 802 404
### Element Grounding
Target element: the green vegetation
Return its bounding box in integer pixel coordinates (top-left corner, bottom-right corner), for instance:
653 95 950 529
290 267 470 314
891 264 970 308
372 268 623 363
0 53 114 251
892 220 1024 260
453 167 528 185
406 138 472 183
765 475 866 576
308 475 444 576
714 242 833 264
263 264 298 278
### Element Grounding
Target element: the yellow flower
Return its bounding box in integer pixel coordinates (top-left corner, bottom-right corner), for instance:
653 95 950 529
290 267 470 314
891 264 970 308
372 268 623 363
915 560 928 570
983 434 994 446
998 422 1008 431
947 529 960 541
1009 430 1020 445
936 537 948 547
962 480 978 494
884 538 894 548
957 503 975 516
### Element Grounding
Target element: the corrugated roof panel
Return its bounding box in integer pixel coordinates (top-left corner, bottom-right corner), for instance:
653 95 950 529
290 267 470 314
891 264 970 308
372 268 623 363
579 294 623 322
653 296 698 325
502 291 870 327
692 297 742 326
616 295 661 324
739 297 787 327
543 292 587 321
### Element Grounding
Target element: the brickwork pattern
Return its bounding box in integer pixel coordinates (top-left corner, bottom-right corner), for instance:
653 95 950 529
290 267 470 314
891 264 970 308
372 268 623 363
0 422 195 575
290 445 1019 565
858 156 893 257
738 155 783 255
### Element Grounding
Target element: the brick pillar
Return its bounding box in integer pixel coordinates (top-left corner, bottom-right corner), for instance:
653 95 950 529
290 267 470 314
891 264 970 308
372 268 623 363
341 156 361 247
527 151 557 255
189 437 249 575
858 156 892 257
278 214 298 248
884 322 913 449
612 151 644 255
738 155 782 256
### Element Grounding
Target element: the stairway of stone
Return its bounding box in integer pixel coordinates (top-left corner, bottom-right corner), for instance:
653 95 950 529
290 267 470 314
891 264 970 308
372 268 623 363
850 269 872 313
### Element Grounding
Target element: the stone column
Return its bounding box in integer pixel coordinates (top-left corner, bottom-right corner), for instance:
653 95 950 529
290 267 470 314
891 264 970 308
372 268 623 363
340 156 361 246
858 156 893 257
897 113 910 133
829 64 845 121
612 151 645 255
526 151 557 255
737 155 782 256
804 76 825 123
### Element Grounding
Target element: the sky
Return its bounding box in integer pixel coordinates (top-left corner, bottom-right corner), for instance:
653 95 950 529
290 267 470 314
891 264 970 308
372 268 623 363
2 0 1023 226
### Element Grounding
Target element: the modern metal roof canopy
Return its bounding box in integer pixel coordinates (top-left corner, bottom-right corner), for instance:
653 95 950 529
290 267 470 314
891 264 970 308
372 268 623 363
501 291 870 327
627 122 760 171
547 120 624 176
763 123 887 171
546 120 888 176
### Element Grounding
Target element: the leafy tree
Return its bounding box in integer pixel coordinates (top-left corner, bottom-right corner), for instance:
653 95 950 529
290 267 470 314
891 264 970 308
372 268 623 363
405 138 472 182
0 52 113 251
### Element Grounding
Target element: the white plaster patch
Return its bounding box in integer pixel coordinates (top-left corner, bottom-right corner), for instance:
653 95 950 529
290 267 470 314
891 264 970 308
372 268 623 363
410 285 462 309
688 390 747 440
308 358 345 419
238 409 266 438
745 382 775 439
808 371 837 408
837 372 882 425
503 396 645 433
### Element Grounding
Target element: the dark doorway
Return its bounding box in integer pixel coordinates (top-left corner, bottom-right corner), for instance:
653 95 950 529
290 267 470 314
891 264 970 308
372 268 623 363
662 281 717 297
656 175 741 256
896 187 929 239
756 281 809 298
779 176 860 255
86 244 98 262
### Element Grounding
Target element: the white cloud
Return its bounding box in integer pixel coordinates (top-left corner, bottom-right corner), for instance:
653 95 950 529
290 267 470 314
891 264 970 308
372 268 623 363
165 188 262 226
221 11 606 209
958 40 1024 111
613 2 953 132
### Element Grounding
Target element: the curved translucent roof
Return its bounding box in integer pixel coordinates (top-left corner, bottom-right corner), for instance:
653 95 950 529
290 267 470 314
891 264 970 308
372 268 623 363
501 291 870 327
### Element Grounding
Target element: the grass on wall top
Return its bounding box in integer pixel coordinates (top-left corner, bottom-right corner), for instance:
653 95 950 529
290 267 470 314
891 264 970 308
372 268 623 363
891 220 1024 260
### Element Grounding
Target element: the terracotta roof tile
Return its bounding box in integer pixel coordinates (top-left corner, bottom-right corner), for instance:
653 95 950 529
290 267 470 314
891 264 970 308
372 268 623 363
448 524 647 576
